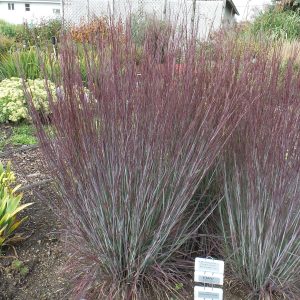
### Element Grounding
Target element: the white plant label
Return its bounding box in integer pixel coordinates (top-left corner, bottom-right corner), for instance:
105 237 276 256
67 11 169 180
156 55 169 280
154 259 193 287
194 271 224 285
195 258 224 274
194 286 223 300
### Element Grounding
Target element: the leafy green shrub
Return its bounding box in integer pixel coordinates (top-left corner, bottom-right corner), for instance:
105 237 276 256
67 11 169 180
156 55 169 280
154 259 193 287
0 161 32 249
16 19 61 46
0 20 22 38
0 77 55 123
251 9 300 40
0 34 14 56
0 18 61 48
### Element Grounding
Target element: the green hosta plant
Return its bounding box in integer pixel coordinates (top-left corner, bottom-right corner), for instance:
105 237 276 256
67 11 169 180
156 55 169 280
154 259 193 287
0 162 32 249
0 77 55 123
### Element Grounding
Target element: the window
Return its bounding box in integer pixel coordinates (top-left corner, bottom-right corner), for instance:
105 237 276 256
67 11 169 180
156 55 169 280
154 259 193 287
8 3 15 10
25 3 30 11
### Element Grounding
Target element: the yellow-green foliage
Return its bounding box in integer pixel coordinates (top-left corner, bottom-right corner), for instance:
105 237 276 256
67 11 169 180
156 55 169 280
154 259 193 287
0 48 41 81
0 20 22 39
250 9 300 40
281 40 300 64
0 77 55 123
0 34 14 55
0 162 32 248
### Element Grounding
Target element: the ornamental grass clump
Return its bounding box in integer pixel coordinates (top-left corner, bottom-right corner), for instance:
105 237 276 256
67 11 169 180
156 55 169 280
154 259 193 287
27 24 275 299
221 53 300 299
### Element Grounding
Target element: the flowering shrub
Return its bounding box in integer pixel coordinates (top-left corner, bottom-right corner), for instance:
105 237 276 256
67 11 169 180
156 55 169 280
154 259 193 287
0 77 55 123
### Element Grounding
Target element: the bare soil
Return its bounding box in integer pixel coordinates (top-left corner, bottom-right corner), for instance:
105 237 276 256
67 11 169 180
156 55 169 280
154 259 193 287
0 144 69 300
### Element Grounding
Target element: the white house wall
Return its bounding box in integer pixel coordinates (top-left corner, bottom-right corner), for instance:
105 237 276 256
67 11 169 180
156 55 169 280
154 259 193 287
223 4 236 26
195 1 225 38
166 0 225 38
0 1 61 24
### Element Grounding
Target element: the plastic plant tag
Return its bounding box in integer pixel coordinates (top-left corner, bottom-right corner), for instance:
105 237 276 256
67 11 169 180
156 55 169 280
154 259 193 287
195 258 224 274
194 286 223 300
194 271 224 285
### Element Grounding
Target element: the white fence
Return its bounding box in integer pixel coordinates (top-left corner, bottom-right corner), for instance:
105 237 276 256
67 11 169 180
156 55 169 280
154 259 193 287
62 0 226 39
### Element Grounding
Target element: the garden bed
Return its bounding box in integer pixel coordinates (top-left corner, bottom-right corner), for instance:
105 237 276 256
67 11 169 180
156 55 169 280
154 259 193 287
0 139 68 300
1 11 300 300
0 125 243 300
